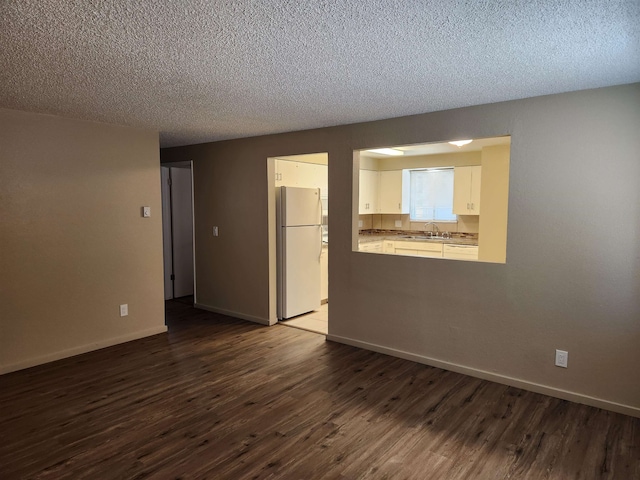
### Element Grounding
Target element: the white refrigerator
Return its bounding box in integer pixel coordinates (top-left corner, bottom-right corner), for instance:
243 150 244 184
277 186 322 319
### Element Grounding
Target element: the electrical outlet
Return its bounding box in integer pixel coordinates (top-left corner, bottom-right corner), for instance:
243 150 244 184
120 304 128 317
555 349 568 368
395 220 402 228
213 226 219 236
358 220 363 228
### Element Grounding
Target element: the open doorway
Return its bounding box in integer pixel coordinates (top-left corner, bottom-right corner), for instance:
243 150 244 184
270 153 328 335
161 162 195 307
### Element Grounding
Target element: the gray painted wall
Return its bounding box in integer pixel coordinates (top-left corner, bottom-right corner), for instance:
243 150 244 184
162 84 640 416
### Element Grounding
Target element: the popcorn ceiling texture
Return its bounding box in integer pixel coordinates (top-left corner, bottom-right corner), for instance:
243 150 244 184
1 1 639 148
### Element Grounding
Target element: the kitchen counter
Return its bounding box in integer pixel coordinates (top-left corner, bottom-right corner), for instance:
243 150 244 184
358 230 478 246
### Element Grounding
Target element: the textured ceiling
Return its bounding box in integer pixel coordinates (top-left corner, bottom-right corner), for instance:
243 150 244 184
1 1 639 148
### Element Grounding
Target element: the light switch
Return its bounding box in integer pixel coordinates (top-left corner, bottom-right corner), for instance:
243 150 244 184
213 226 219 236
142 206 151 218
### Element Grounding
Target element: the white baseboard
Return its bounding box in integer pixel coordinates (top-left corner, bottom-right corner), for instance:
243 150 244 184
326 333 640 419
0 326 168 375
194 303 273 326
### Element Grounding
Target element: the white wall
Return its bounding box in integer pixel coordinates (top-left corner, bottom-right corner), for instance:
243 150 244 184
162 84 640 417
0 108 166 373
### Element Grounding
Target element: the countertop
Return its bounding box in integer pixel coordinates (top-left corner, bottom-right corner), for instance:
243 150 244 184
358 230 478 246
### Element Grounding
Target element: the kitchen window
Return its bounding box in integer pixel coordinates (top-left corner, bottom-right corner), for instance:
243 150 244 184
409 168 456 221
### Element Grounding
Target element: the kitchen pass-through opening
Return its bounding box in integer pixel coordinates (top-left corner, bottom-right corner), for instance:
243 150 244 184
354 136 510 264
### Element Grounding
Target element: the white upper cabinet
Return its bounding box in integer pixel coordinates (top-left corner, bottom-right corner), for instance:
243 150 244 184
275 160 299 187
453 165 481 215
296 162 328 197
275 160 327 198
378 170 410 214
359 169 379 214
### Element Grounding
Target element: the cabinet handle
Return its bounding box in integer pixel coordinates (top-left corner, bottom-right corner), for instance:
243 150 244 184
471 203 474 210
467 203 470 210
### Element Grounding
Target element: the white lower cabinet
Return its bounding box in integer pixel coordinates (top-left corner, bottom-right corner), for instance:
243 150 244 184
383 240 395 253
358 237 478 261
358 240 383 253
443 244 479 260
394 241 443 258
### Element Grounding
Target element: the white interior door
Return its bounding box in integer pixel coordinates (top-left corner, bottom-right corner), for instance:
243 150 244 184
170 167 194 298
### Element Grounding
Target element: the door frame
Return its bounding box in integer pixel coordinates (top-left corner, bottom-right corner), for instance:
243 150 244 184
161 161 196 304
267 153 329 326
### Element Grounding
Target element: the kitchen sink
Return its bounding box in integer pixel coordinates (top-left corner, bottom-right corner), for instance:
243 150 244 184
397 234 444 240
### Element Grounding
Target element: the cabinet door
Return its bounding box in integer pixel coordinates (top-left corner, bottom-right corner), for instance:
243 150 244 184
295 162 325 190
365 170 379 213
469 166 481 214
359 170 379 214
275 160 283 186
378 171 401 213
394 241 442 257
443 244 479 260
414 242 443 257
415 249 443 258
276 160 299 187
378 170 410 214
359 240 382 252
453 166 472 214
358 171 369 214
394 247 418 256
453 166 481 215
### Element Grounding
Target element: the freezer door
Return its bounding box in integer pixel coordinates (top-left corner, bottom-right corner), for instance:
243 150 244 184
282 225 322 319
282 186 321 227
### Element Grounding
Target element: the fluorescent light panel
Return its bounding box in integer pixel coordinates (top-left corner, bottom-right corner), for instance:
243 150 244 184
366 148 404 156
448 139 473 147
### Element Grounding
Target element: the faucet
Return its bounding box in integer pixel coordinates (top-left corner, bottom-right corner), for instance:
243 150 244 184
424 222 440 236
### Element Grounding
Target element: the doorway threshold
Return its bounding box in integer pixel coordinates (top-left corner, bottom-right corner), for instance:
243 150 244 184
280 303 328 335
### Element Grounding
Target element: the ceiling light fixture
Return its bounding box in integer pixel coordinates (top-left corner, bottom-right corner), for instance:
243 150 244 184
366 148 404 156
448 139 473 147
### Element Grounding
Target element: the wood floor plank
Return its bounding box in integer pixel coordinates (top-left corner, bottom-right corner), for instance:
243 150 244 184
1 299 638 479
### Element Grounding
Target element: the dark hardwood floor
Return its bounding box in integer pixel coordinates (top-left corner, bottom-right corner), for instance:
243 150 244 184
1 300 638 479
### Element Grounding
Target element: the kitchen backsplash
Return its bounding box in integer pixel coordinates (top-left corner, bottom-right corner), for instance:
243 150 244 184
358 214 479 234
